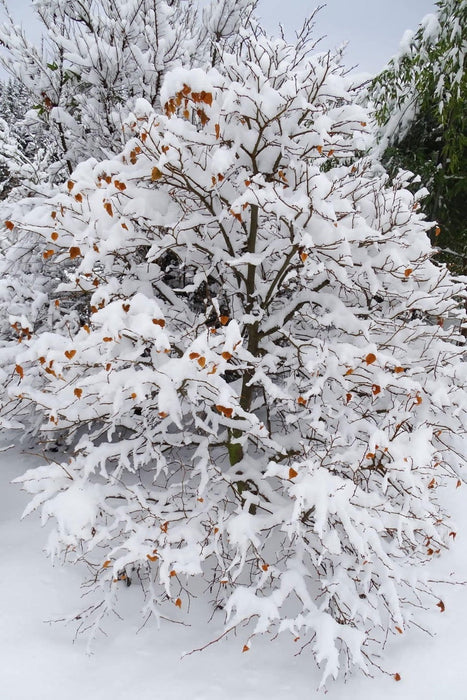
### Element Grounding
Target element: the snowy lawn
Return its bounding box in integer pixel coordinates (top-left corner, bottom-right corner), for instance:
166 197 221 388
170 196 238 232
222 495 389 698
1 440 466 700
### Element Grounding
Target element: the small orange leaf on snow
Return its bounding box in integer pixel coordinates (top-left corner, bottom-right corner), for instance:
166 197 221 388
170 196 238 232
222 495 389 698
437 600 445 612
289 467 298 479
365 353 376 365
158 411 168 418
39 357 46 364
74 388 83 398
65 350 76 360
103 337 113 343
242 645 250 653
316 145 323 154
216 405 233 418
175 598 182 608
344 368 354 376
189 352 200 360
151 167 163 181
404 268 413 277
122 303 130 312
215 123 221 140
169 570 177 577
219 315 229 325
297 396 307 406
366 452 375 460
102 560 111 568
394 366 405 373
43 249 55 260
197 356 206 368
449 531 456 539
152 318 166 327
261 563 269 572
395 626 403 634
346 393 352 403
161 522 169 533
75 193 83 203
131 392 137 399
300 252 308 262
394 673 401 682
435 226 441 236
67 180 74 191
5 220 14 230
51 232 58 241
457 480 462 488
221 351 232 360
15 365 24 379
147 554 158 562
83 324 90 333
415 394 422 405
103 202 113 217
69 246 81 259
428 478 436 489
372 384 381 395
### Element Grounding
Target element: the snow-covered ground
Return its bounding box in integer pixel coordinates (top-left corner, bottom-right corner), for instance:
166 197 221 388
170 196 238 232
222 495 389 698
1 440 466 700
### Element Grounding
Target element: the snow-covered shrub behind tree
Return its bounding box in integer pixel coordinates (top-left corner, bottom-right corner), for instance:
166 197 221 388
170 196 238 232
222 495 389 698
4 22 466 686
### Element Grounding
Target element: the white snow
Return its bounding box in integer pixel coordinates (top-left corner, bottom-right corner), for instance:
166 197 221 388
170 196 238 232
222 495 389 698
2 439 467 699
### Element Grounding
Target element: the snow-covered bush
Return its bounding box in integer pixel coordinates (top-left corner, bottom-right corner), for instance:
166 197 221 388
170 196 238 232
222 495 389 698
4 23 466 685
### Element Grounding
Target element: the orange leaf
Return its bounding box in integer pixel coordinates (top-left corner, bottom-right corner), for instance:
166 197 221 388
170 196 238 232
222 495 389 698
175 597 182 608
51 231 58 241
122 303 130 312
457 479 462 488
415 394 422 405
104 202 113 217
5 220 14 230
394 673 401 682
147 554 158 562
300 252 308 262
197 356 206 368
435 226 441 237
69 246 81 259
158 411 168 418
151 167 163 181
152 318 166 328
366 452 375 460
404 268 413 277
289 467 298 479
131 392 137 399
170 570 177 577
161 522 169 533
38 356 46 364
215 123 220 139
103 337 113 343
316 145 323 154
297 396 307 406
436 600 445 612
365 353 376 365
74 388 83 398
221 351 232 360
43 249 55 260
230 209 242 223
346 393 352 403
395 626 403 634
219 315 229 325
242 645 250 653
216 405 233 418
67 180 74 191
102 560 111 568
75 193 83 203
428 478 436 489
394 366 405 373
83 324 90 333
372 384 381 395
261 563 269 571
344 368 354 376
65 350 76 360
189 352 200 360
360 121 367 127
449 531 456 539
15 364 24 379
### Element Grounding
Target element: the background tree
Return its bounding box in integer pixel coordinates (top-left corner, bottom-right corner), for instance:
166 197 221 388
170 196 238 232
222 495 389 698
369 0 466 273
5 19 465 685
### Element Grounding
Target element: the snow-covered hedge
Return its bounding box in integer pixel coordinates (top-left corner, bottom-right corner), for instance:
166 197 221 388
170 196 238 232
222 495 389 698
2 26 465 686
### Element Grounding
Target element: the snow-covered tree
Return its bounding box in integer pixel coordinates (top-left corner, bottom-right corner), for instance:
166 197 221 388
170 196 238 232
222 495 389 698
369 0 467 273
3 17 466 686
